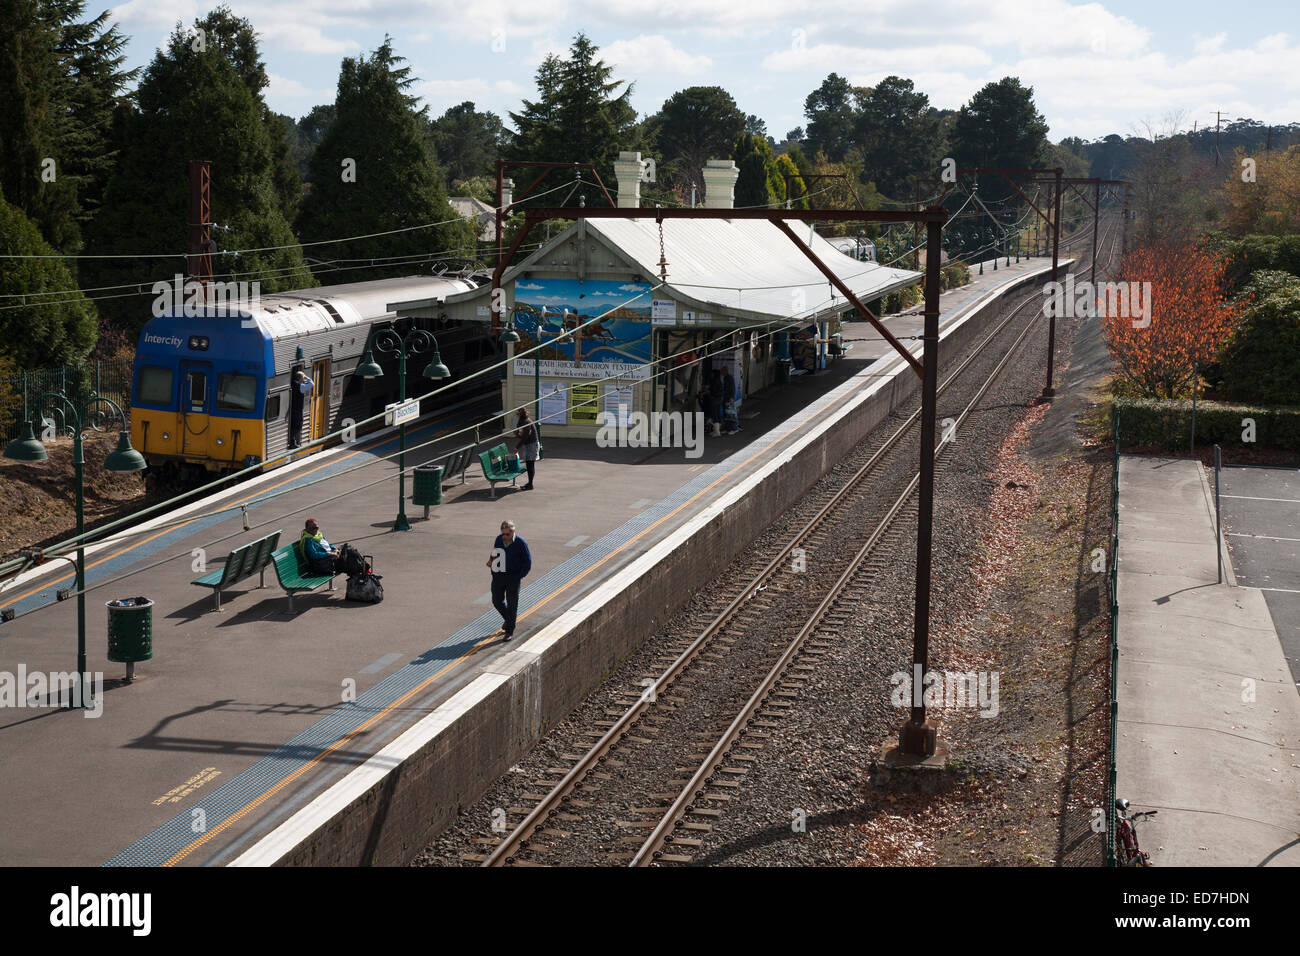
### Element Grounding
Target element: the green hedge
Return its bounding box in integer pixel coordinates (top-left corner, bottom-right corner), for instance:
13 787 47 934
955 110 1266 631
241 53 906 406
1114 397 1300 451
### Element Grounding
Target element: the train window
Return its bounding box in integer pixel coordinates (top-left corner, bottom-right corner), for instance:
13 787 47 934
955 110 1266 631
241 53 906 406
188 371 207 411
216 373 258 412
137 366 173 405
265 394 281 421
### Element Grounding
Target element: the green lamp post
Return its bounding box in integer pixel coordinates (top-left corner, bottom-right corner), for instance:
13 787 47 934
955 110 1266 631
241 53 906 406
3 395 145 709
360 330 449 531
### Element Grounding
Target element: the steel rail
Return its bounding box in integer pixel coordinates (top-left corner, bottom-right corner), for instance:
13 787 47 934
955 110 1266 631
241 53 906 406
630 218 1119 865
482 222 1106 867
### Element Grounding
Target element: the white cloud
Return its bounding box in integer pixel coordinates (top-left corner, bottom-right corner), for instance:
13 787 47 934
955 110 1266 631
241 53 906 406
603 35 712 75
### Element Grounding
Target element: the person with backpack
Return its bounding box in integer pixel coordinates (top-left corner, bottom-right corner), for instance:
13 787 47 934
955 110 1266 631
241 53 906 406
485 519 531 641
300 518 339 575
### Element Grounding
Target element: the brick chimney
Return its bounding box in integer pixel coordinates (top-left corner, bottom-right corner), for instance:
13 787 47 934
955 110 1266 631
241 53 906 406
702 159 739 209
613 151 643 208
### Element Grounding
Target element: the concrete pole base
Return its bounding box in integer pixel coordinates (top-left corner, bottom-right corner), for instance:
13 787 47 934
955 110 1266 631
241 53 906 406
876 739 950 792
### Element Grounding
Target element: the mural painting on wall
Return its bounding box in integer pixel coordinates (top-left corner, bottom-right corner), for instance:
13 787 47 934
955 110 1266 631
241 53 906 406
511 279 654 380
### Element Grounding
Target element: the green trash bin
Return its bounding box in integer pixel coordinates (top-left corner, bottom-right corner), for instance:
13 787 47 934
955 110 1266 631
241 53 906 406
412 464 443 516
107 597 153 679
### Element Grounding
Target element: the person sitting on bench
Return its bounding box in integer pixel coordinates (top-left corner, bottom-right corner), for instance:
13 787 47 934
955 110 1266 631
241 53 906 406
301 517 339 575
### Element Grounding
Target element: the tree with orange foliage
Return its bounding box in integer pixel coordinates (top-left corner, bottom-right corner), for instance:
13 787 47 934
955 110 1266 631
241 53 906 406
1222 146 1300 235
1103 240 1242 399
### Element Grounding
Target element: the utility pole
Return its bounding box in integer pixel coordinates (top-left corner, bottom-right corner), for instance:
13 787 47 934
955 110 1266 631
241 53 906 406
1043 167 1062 398
188 160 212 298
1215 111 1223 166
1091 179 1100 287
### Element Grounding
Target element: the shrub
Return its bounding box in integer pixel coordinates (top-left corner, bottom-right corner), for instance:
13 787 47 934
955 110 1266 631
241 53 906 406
1114 397 1300 451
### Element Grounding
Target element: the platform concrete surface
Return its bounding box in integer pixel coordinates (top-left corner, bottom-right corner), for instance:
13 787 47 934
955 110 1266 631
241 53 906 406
1116 456 1300 866
0 257 1050 866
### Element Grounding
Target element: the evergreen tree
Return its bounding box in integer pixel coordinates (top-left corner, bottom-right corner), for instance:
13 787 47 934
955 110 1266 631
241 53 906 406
950 77 1050 203
653 86 746 197
507 34 637 191
296 39 474 285
429 102 505 184
803 74 856 162
0 184 97 367
852 76 944 200
733 132 781 208
81 8 314 335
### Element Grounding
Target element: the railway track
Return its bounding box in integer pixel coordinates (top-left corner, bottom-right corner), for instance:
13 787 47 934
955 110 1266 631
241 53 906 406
458 219 1119 867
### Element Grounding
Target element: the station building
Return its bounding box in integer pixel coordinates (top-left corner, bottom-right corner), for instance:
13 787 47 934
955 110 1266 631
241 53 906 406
393 153 921 439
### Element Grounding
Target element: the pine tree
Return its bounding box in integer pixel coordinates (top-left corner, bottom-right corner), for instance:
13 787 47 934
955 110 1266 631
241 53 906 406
507 34 636 189
81 8 314 336
295 38 474 285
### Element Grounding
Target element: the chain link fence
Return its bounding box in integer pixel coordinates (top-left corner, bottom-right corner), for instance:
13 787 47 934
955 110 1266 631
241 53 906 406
0 360 134 441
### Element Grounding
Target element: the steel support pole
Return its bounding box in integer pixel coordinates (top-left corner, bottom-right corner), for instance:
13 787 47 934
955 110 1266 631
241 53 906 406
898 215 944 758
394 352 410 532
74 430 87 709
1043 168 1063 398
1087 185 1098 285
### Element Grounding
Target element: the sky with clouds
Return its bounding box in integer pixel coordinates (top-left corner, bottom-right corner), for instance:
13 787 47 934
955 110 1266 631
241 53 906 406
105 0 1298 142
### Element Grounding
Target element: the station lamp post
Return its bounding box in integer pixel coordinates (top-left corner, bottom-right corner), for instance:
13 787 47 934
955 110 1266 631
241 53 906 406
357 330 450 532
3 395 146 708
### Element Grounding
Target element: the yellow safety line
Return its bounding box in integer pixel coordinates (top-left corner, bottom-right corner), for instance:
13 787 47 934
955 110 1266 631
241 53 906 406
4 419 450 607
164 397 831 866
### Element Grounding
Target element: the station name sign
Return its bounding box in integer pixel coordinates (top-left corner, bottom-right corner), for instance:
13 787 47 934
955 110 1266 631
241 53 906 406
385 399 420 426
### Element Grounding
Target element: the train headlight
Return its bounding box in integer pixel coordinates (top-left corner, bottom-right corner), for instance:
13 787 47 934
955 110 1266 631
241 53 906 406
216 437 224 445
161 432 170 440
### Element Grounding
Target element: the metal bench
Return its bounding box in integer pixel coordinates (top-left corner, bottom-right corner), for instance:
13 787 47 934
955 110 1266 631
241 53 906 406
191 530 282 611
477 443 526 498
439 444 477 486
270 540 337 613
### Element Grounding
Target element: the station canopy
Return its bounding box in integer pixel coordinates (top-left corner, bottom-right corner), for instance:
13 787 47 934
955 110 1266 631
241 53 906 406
585 217 921 323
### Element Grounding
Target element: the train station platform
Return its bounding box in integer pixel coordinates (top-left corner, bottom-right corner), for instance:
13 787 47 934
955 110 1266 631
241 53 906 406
1115 456 1300 866
0 252 1066 866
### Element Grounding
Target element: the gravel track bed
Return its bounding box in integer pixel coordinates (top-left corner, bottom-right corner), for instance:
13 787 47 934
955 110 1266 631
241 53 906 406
411 237 1103 868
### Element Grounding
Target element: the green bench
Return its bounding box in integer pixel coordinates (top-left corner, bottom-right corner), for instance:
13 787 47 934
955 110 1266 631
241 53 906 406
191 530 282 611
271 540 338 613
478 443 527 498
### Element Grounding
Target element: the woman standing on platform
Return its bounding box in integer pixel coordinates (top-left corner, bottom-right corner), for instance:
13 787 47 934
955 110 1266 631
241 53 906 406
514 408 539 490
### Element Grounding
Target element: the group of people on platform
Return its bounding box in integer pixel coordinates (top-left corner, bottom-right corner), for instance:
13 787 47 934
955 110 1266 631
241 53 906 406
698 367 739 435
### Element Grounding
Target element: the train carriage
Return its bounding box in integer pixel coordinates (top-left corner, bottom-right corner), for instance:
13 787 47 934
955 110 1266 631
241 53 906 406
130 274 492 486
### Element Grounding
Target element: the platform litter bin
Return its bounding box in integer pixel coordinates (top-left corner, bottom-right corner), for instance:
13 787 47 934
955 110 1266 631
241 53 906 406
412 464 444 516
107 596 153 680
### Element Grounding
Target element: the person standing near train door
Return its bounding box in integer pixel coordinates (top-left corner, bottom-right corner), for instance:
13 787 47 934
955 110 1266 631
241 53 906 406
289 370 312 448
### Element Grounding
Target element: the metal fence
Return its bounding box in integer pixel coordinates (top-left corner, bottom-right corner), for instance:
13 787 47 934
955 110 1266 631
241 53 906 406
1107 408 1120 867
0 360 134 441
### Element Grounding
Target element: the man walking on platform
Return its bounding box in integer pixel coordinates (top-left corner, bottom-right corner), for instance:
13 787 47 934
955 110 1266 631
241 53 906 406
486 519 531 641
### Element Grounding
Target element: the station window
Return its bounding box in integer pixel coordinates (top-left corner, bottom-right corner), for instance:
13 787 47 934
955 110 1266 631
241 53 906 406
137 366 174 405
216 372 258 412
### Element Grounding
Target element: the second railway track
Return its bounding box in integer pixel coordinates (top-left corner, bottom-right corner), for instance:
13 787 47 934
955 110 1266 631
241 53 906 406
427 219 1119 867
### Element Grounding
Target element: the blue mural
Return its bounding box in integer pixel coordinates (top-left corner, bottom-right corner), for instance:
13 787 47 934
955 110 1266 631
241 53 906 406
511 279 653 364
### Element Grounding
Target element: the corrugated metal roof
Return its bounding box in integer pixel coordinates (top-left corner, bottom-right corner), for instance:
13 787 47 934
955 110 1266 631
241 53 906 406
234 276 477 341
586 217 919 320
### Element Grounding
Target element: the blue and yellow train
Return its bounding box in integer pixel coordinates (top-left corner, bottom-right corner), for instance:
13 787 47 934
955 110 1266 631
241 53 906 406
129 274 494 485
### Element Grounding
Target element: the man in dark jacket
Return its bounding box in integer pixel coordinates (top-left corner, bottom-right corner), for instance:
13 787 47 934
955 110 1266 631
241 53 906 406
486 519 532 641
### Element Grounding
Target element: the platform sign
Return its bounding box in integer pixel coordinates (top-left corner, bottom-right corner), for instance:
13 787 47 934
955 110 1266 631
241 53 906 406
652 299 676 326
570 383 599 424
604 385 634 426
386 399 419 426
538 382 567 424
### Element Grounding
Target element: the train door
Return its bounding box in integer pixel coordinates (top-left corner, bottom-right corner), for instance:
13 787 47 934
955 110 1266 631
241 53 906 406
180 360 212 458
310 359 329 444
